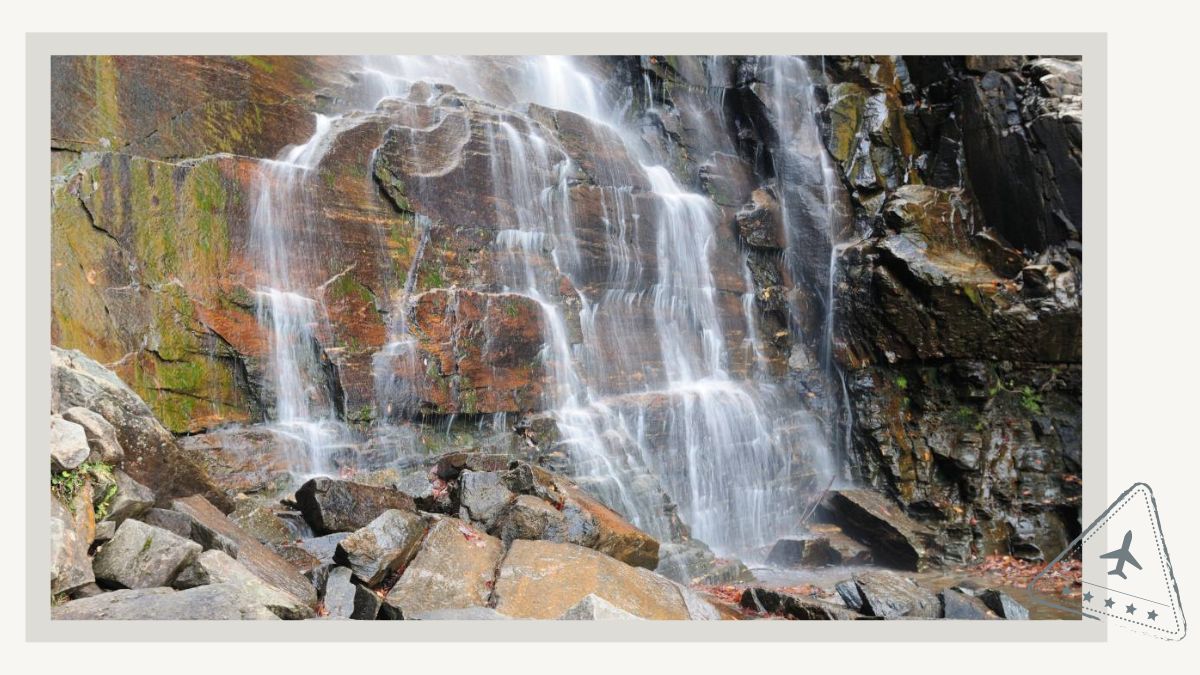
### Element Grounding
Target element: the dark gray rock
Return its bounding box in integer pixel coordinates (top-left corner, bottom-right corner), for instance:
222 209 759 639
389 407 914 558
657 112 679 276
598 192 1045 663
295 477 416 535
51 585 281 620
765 538 807 567
836 579 865 613
62 406 124 464
173 549 313 619
458 470 514 527
138 507 193 538
979 589 1030 620
92 518 201 589
818 489 943 571
491 494 569 545
334 509 426 585
97 469 155 523
849 571 941 619
741 587 864 620
296 532 349 565
322 566 382 619
941 588 999 619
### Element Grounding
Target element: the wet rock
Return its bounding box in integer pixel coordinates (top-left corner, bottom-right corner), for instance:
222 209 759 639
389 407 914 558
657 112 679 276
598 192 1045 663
979 589 1029 620
295 477 416 535
381 516 503 619
492 539 711 620
173 549 313 619
92 518 201 589
170 495 318 608
322 566 382 620
61 406 124 464
294 533 350 565
735 188 784 250
765 538 807 567
491 494 569 545
836 579 866 613
272 544 324 574
544 469 660 570
818 489 942 571
51 585 281 620
334 509 427 586
845 571 941 619
561 594 643 620
458 470 515 528
51 348 231 509
50 415 90 471
50 489 95 595
940 588 999 620
741 588 863 620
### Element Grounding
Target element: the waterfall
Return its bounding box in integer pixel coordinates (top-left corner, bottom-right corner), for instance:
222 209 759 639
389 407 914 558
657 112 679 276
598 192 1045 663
249 55 845 559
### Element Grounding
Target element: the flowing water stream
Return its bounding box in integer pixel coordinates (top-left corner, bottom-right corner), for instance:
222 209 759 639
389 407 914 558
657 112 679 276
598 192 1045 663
248 55 850 560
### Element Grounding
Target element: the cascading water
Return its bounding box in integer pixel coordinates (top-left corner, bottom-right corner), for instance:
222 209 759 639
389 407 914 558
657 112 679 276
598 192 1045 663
250 55 849 563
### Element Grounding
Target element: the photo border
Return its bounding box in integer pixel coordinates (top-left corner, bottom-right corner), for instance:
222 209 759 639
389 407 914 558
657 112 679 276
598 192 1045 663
26 31 1106 642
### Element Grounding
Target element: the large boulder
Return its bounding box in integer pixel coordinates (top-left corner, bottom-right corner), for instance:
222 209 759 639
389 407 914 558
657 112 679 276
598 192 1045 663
170 495 318 608
491 539 714 620
173 549 313 619
50 488 95 595
50 415 91 471
334 509 427 585
92 518 202 589
322 566 382 620
51 585 281 620
381 516 504 619
61 406 124 464
50 347 231 510
817 489 943 571
740 588 864 620
295 477 416 535
841 571 941 619
96 469 155 524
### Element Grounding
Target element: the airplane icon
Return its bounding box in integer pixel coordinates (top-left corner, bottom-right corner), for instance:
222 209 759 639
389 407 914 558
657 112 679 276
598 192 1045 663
1100 529 1143 580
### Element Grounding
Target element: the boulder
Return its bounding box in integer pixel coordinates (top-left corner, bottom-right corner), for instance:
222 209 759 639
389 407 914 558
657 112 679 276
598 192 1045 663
458 470 514 527
406 607 511 620
979 589 1030 620
138 507 194 538
295 477 416 534
51 585 282 620
381 516 503 619
561 594 642 620
740 587 864 620
818 489 942 571
491 494 569 545
50 415 90 472
334 509 427 585
231 503 296 546
765 538 807 567
940 589 999 620
843 571 941 619
170 494 318 608
294 533 350 565
322 566 382 620
539 467 660 570
92 518 201 589
50 347 231 510
173 549 313 619
50 488 95 595
94 520 116 544
62 406 124 464
492 539 713 620
97 469 155 523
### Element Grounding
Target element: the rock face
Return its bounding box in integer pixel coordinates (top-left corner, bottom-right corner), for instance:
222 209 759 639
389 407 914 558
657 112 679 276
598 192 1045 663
92 518 202 589
816 489 943 571
334 509 427 585
51 347 231 510
492 540 713 620
295 478 416 535
381 516 503 618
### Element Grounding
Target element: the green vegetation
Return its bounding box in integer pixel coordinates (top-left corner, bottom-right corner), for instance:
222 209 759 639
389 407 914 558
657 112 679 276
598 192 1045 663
51 461 115 513
234 56 276 73
1020 385 1044 414
895 375 908 390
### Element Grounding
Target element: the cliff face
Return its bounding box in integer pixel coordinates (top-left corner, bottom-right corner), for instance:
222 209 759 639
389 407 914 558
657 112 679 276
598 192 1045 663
50 55 1082 565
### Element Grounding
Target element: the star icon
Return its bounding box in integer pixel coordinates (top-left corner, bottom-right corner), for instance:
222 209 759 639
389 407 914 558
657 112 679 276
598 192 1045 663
1083 591 1094 603
1147 610 1158 621
1104 597 1115 608
1126 603 1137 615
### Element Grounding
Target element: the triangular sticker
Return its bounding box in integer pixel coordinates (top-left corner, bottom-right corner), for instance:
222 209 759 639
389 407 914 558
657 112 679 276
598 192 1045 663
1031 483 1186 639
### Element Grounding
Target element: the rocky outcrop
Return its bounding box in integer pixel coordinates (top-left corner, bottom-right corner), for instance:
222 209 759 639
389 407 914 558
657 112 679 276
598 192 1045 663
295 477 416 535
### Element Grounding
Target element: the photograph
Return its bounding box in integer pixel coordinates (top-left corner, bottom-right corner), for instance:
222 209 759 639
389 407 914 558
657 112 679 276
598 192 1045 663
45 52 1083 622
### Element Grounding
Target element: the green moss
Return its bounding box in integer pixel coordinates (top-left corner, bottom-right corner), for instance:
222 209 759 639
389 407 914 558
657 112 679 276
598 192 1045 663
234 56 276 74
1020 385 1043 414
421 264 447 290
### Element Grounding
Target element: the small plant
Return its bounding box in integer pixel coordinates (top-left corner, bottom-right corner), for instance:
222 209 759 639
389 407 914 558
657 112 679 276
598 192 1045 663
1020 385 1044 414
51 461 115 513
895 375 908 390
94 482 119 520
